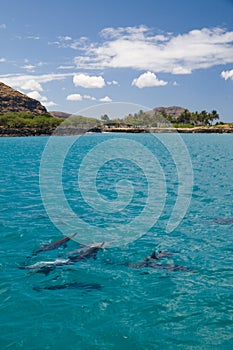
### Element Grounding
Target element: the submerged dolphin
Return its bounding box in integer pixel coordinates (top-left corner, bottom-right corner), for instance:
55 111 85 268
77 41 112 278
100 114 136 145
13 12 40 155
127 250 175 269
213 218 233 225
127 250 193 272
141 250 174 264
32 232 77 256
145 262 191 271
33 282 102 292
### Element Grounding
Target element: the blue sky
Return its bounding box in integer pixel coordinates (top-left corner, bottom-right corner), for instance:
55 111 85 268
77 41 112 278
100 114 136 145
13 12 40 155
1 0 233 121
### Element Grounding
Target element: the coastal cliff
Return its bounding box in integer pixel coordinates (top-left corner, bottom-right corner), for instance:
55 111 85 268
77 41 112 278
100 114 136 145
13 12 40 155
0 82 48 114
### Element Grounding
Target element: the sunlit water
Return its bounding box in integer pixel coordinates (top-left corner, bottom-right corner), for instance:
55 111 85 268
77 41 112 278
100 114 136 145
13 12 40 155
0 134 232 350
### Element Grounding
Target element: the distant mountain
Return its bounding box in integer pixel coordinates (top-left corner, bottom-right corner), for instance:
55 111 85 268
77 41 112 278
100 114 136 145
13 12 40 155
0 82 48 114
149 106 186 119
120 105 187 127
49 111 72 118
51 106 186 121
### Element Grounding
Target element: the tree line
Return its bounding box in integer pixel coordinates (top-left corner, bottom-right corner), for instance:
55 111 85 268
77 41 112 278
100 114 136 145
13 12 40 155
0 112 103 129
0 109 222 130
169 109 220 127
101 109 221 128
0 112 64 129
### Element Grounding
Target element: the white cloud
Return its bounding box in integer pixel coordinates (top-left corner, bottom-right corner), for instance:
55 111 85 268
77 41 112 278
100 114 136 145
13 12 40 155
52 36 88 50
15 35 40 40
21 64 36 71
50 36 88 50
48 40 60 46
27 91 47 101
172 67 192 75
83 94 96 100
132 71 167 88
21 61 46 72
58 65 75 70
221 69 233 80
26 91 56 108
0 24 6 29
72 26 233 74
73 73 105 88
66 93 97 101
100 25 149 40
107 80 119 85
21 79 43 91
43 101 57 108
58 36 72 41
99 96 112 102
0 73 73 91
27 35 40 40
0 58 6 63
66 93 83 101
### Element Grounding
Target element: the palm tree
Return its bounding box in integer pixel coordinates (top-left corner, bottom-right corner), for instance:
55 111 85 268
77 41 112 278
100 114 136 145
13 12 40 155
198 110 208 126
208 110 219 125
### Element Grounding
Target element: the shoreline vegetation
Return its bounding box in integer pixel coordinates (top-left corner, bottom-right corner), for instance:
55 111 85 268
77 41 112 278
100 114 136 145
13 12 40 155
0 110 233 136
1 125 233 137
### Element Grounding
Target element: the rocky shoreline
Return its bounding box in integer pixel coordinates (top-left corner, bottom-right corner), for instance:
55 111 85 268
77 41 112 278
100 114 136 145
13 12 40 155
0 127 54 137
104 126 233 133
1 125 233 137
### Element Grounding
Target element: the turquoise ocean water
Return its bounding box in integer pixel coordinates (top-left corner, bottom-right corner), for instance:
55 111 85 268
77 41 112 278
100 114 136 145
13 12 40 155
0 134 232 349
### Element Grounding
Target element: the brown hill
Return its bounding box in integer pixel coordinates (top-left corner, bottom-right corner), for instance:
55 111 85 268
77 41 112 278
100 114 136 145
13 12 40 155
49 111 72 118
149 106 186 119
0 82 48 114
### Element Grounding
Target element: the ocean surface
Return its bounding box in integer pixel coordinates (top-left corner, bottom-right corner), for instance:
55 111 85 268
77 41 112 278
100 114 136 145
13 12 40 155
0 133 232 350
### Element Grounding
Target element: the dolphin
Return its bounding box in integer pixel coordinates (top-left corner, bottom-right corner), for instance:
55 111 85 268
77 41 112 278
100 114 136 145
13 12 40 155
68 242 105 262
67 241 110 257
127 250 175 268
128 261 192 272
32 232 77 256
22 242 106 275
19 258 71 275
126 250 194 272
213 218 233 225
141 250 174 264
146 262 191 271
33 282 102 292
156 251 175 259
